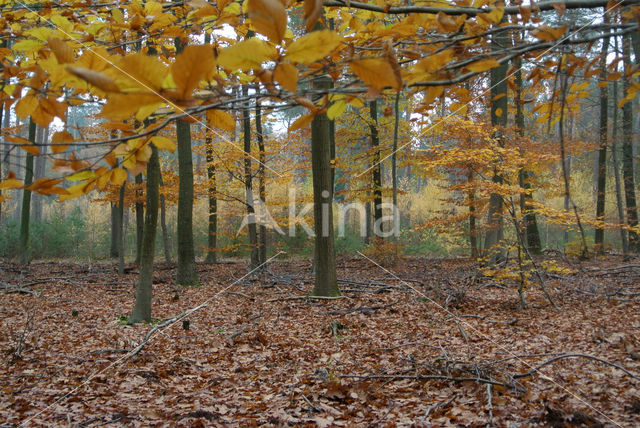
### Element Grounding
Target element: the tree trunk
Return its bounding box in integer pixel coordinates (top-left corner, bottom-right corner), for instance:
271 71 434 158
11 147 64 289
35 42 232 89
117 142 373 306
369 100 383 236
134 173 144 263
310 75 339 297
0 104 4 225
32 125 48 224
117 183 126 275
621 34 639 252
515 55 542 254
392 92 400 241
611 63 629 254
159 171 172 264
176 118 198 284
129 144 160 324
19 119 36 264
242 86 260 270
483 25 508 264
256 100 267 265
204 133 217 264
595 14 610 253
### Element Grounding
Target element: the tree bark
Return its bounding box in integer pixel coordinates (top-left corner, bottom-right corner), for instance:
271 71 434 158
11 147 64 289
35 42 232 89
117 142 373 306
369 100 383 235
392 92 400 242
19 119 36 264
176 118 198 284
483 25 508 264
242 85 260 270
134 173 144 263
610 59 628 254
621 34 639 252
595 12 610 253
117 182 126 275
159 171 172 264
32 125 48 224
310 75 339 297
129 144 160 324
204 133 217 264
515 54 542 254
256 100 267 265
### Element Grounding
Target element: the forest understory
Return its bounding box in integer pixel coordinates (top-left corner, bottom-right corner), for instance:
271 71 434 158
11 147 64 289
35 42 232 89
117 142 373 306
2 255 640 427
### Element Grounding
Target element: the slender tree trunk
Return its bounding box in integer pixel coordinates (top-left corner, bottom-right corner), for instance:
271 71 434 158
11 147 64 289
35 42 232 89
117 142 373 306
32 125 48 224
204 134 217 264
0 105 4 225
392 92 400 242
134 173 144 263
468 169 478 258
117 183 126 275
369 100 383 236
515 56 542 254
595 14 610 253
311 75 339 297
256 100 267 265
176 118 198 284
483 26 508 264
129 144 160 324
611 69 629 254
621 34 639 252
242 86 259 270
174 35 198 284
19 119 36 264
159 171 172 264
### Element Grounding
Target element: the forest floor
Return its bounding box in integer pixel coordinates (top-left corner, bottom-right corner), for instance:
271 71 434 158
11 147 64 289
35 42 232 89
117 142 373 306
2 254 640 427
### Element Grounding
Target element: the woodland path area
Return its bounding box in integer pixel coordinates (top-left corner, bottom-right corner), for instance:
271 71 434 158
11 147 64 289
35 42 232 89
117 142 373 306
2 256 640 427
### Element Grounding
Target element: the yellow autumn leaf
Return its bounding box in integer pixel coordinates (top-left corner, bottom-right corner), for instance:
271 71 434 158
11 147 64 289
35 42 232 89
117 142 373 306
350 58 401 90
467 58 501 72
248 0 287 44
494 107 503 117
111 53 167 92
477 7 504 26
12 39 44 52
273 62 298 92
67 170 96 182
415 50 455 73
217 38 277 71
206 109 236 132
111 168 128 186
0 172 22 190
327 100 347 120
101 93 163 121
285 30 343 64
66 66 120 93
150 136 176 152
171 44 216 99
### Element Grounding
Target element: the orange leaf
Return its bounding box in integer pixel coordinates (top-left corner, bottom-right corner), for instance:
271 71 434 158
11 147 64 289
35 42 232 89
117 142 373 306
66 66 120 92
47 37 74 64
248 0 287 43
171 45 215 99
350 58 401 91
531 25 567 41
274 62 298 92
288 112 315 132
51 130 75 153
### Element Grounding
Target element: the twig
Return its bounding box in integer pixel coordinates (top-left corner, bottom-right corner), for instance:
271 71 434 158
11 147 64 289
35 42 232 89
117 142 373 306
129 304 207 356
423 395 456 420
327 300 399 315
341 374 517 390
513 353 640 380
366 403 395 428
486 384 493 425
266 295 350 302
